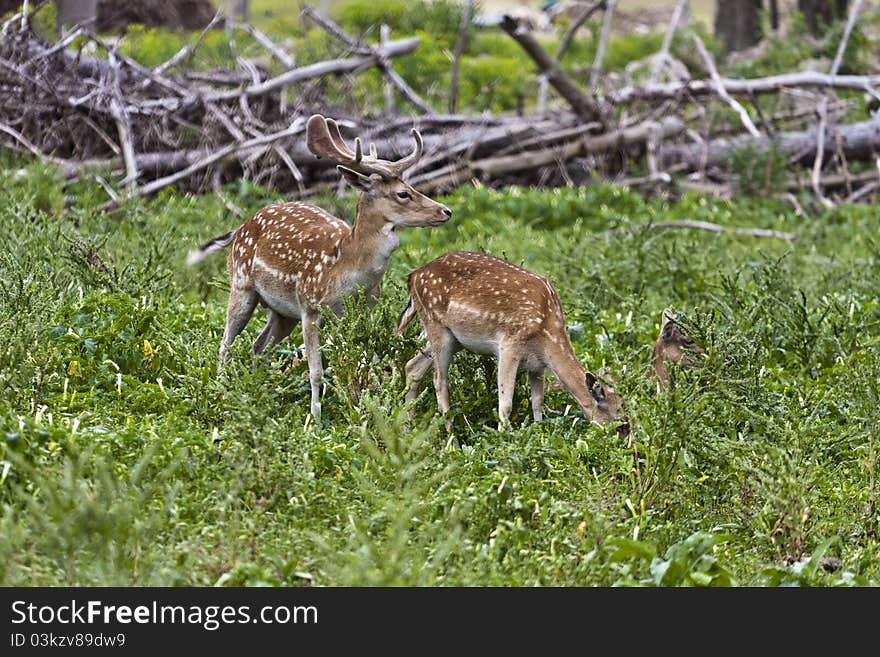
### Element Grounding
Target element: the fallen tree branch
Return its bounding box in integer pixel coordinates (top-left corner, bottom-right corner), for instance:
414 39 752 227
609 70 880 105
130 119 307 200
660 115 880 171
500 14 607 126
473 116 683 177
238 22 295 69
107 46 139 190
649 0 688 85
153 10 224 79
204 37 421 102
557 0 605 61
596 219 799 241
302 9 433 115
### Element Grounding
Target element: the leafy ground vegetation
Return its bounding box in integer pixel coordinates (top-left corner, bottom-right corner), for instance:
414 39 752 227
1 160 878 586
1 0 879 587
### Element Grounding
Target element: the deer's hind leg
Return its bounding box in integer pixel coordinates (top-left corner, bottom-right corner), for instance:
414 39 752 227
427 326 459 432
218 286 259 371
529 371 545 422
253 311 299 367
404 346 434 407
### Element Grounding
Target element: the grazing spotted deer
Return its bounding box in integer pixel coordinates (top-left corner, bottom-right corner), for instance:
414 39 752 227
187 114 452 422
651 307 706 387
396 251 626 430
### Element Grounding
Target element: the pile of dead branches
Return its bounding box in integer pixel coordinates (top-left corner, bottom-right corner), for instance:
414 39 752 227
1 0 880 209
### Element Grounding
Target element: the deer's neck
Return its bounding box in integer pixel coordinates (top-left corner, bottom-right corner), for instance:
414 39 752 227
544 337 598 420
331 200 398 296
651 342 668 382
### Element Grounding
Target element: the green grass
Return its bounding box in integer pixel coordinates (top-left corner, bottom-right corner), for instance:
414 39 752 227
1 159 878 586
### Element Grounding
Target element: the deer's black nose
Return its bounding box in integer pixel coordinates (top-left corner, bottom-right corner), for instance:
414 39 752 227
442 207 452 218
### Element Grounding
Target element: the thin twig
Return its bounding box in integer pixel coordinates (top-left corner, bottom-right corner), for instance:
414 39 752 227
691 32 760 137
557 0 605 61
238 23 295 68
380 24 394 113
1 0 49 35
812 0 863 208
300 5 372 54
649 0 688 85
844 180 879 203
152 11 224 79
273 144 305 195
589 0 616 92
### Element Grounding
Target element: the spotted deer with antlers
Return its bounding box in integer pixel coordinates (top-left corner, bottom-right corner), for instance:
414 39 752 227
396 251 626 431
188 114 452 421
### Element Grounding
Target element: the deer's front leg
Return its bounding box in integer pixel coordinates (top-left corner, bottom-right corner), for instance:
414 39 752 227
302 310 323 423
497 347 520 430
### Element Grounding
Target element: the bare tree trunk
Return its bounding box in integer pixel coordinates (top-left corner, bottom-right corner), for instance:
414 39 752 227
55 0 98 29
227 0 248 21
714 0 762 54
770 0 780 30
449 0 473 114
798 0 850 35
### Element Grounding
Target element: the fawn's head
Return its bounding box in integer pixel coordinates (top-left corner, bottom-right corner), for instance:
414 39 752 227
654 308 706 372
586 368 629 435
306 114 452 228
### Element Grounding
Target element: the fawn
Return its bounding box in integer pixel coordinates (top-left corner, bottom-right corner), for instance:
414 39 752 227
396 251 626 430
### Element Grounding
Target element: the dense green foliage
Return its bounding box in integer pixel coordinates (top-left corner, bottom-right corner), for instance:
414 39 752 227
2 0 879 587
1 158 877 586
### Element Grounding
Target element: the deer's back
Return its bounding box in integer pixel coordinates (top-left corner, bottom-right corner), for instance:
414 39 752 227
229 201 350 304
409 251 565 341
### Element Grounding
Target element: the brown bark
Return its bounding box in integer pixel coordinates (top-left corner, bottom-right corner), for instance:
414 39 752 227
714 0 763 54
797 0 850 36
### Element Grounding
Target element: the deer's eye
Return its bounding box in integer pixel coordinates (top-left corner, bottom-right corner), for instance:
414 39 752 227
396 191 411 201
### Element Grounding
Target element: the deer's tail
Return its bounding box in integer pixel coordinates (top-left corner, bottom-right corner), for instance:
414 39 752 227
186 230 235 266
396 296 417 336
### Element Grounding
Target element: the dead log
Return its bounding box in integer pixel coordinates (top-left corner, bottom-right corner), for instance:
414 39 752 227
474 116 682 177
609 71 880 105
660 115 880 171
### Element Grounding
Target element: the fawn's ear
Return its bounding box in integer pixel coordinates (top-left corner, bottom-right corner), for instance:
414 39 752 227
585 371 597 390
661 307 676 329
586 372 606 400
337 165 375 191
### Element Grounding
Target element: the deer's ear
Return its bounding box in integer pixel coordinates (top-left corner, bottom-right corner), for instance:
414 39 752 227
338 165 374 191
585 371 598 390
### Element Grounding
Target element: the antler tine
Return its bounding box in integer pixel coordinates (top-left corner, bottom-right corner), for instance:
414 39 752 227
306 114 356 162
307 113 415 179
325 118 356 160
389 127 424 177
